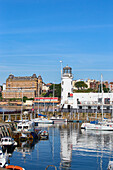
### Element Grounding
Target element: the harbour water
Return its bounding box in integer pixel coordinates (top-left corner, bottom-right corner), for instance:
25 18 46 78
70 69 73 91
4 123 113 170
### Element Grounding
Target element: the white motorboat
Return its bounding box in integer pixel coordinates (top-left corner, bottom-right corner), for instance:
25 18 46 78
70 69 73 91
0 150 8 168
50 116 67 123
33 118 54 126
0 137 17 147
17 120 35 132
81 120 113 131
85 123 113 131
81 123 91 129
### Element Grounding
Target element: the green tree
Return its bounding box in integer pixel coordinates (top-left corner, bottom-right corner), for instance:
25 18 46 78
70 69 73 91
75 81 88 90
98 84 110 93
23 96 28 102
41 93 46 97
49 83 61 98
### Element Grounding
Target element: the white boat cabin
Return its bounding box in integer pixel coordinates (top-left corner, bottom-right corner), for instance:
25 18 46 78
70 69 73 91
17 121 35 132
0 137 17 146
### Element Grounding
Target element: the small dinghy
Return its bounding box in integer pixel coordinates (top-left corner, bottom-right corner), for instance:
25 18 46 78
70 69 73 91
5 165 25 170
40 130 49 140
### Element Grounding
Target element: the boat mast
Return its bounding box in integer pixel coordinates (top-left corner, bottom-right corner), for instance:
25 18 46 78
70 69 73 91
53 83 55 116
21 88 23 120
38 82 39 114
101 74 103 121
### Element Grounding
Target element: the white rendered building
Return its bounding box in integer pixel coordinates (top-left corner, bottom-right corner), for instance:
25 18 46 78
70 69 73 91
61 66 113 112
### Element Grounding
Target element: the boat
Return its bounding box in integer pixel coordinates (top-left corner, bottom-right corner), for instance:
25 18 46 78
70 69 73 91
40 130 49 140
0 137 17 147
5 165 25 170
50 116 67 123
33 118 54 126
16 120 40 140
17 120 35 132
81 122 91 129
0 150 8 168
85 123 113 131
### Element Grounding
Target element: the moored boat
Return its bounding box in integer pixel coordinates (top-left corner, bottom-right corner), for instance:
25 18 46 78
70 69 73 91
17 120 35 132
33 118 54 126
50 116 67 123
0 137 17 147
40 130 49 140
85 123 113 131
5 165 25 170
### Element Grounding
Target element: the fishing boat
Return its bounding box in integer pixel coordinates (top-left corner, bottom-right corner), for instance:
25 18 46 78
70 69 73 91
16 120 40 140
40 130 49 140
17 120 35 132
0 137 17 147
5 165 25 170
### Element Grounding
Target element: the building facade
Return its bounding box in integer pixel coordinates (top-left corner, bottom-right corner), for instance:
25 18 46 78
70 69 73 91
2 74 43 99
61 66 113 113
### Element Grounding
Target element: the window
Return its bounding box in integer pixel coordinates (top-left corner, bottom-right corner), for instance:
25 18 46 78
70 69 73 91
18 126 22 129
62 81 64 85
23 126 28 129
98 98 102 103
105 98 110 104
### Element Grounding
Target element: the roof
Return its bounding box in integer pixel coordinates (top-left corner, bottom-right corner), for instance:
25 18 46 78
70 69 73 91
7 74 38 81
63 65 72 70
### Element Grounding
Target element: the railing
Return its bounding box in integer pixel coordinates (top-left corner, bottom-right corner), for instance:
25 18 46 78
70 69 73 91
78 101 113 105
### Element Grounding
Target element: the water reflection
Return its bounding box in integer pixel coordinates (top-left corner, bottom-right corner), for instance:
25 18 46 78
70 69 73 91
59 123 113 170
16 139 38 158
2 123 113 170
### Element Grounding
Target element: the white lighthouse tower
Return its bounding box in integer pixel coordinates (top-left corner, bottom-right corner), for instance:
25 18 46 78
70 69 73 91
61 65 73 109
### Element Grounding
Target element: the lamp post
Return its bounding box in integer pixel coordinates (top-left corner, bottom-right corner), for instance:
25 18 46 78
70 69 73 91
60 60 63 79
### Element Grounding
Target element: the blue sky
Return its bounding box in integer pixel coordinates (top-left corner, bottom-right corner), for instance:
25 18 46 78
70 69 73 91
0 0 113 84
